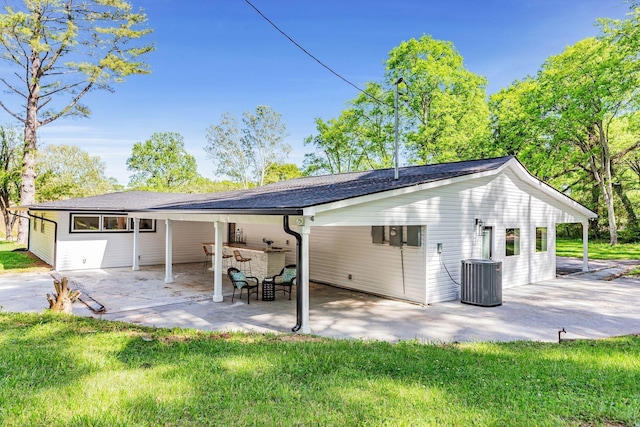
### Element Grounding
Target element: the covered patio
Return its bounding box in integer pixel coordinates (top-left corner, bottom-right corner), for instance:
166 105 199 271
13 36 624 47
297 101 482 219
16 259 636 343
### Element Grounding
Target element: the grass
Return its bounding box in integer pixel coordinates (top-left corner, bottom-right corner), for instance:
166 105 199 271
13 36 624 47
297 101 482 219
0 241 50 274
556 238 640 260
0 313 638 426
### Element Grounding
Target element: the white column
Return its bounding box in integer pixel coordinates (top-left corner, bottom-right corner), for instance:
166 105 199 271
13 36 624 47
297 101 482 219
582 221 589 272
213 221 224 302
165 219 173 284
301 225 311 334
132 217 140 271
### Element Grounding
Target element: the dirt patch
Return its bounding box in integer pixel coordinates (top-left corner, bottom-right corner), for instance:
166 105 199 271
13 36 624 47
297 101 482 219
24 250 52 270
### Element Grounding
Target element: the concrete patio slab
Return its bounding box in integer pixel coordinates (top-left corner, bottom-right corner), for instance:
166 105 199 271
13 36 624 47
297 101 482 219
1 259 639 343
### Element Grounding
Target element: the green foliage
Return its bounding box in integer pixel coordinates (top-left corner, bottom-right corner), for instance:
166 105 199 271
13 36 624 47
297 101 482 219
0 241 48 272
303 35 491 175
126 132 199 191
490 7 640 245
0 0 154 243
264 163 302 184
385 35 491 164
0 313 639 426
0 125 21 240
35 144 115 202
303 111 370 175
0 0 154 115
186 176 245 193
205 106 290 188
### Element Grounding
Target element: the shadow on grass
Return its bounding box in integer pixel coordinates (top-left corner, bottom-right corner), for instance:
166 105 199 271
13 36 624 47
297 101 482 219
1 313 638 426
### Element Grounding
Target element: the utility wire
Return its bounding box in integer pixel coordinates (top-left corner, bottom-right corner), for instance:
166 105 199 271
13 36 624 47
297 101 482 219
244 0 386 106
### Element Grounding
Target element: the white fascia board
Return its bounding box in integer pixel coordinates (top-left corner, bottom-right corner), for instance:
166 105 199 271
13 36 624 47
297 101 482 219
305 167 505 216
306 158 596 221
506 159 598 219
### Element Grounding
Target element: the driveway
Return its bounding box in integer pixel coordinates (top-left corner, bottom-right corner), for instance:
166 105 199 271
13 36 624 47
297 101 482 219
1 259 639 343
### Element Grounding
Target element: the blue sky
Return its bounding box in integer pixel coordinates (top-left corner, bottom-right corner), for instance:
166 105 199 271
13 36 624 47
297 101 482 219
22 0 630 185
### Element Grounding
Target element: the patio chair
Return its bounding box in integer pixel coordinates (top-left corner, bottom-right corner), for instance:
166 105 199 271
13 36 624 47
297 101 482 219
233 250 252 275
222 250 234 269
227 267 259 304
202 245 214 273
265 264 296 300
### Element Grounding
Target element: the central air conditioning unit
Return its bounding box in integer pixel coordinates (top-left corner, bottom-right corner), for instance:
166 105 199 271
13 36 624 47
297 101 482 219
460 259 502 307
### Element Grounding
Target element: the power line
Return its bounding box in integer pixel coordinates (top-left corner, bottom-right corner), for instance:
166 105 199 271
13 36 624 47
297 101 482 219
244 0 386 106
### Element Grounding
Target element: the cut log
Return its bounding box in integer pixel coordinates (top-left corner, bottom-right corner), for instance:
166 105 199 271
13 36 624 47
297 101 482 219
47 277 81 314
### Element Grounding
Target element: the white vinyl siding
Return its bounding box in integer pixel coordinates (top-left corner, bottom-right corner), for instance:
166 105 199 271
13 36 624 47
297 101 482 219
54 217 215 271
30 162 592 305
310 169 574 303
28 211 56 267
308 226 426 303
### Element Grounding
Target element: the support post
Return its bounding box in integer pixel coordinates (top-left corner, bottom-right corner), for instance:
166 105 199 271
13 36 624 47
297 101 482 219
582 221 589 272
165 219 173 283
213 221 224 302
300 225 310 334
132 217 140 271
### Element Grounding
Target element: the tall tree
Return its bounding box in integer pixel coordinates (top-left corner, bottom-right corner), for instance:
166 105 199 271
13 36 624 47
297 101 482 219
36 144 115 202
0 125 21 240
303 111 366 175
349 82 398 169
205 106 290 188
385 35 491 164
490 7 640 245
126 132 198 191
0 0 153 243
204 113 252 189
264 163 302 184
241 106 290 186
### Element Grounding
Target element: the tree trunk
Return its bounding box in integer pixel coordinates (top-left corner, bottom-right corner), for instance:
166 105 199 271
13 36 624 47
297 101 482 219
17 55 41 244
601 131 618 245
47 277 81 314
613 182 638 226
1 196 14 241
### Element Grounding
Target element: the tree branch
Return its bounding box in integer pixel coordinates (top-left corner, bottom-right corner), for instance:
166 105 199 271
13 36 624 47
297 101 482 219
0 78 27 98
0 100 25 123
40 81 94 126
612 139 640 163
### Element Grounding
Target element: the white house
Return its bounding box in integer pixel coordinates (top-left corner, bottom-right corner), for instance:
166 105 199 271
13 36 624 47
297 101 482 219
24 156 597 333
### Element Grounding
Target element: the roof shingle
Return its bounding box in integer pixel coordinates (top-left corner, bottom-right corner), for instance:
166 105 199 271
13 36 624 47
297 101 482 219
29 156 513 212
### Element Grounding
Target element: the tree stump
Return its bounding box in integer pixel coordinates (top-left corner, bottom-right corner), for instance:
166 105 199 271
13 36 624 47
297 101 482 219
47 277 81 314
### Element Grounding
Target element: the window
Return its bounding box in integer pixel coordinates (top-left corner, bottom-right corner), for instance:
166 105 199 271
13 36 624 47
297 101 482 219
40 217 45 233
103 215 128 231
73 215 100 231
33 217 37 231
505 228 520 256
130 218 155 231
71 214 155 233
536 227 547 252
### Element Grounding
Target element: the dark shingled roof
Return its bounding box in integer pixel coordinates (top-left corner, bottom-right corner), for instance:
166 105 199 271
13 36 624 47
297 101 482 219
27 191 212 211
29 156 514 213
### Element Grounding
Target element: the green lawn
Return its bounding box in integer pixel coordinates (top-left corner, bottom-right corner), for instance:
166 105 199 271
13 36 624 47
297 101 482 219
0 313 638 426
556 238 640 260
0 241 50 273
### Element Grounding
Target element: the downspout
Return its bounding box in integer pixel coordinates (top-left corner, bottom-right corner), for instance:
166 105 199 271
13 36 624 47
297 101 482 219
283 215 303 332
24 211 58 270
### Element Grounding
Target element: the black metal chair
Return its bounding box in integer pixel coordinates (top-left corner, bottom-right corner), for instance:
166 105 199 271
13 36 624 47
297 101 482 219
265 264 296 300
227 267 259 304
